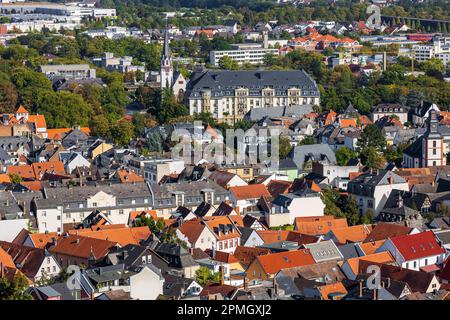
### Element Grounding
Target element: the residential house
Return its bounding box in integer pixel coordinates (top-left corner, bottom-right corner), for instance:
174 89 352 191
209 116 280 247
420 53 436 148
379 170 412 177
0 241 61 282
48 234 118 268
375 231 446 271
347 170 410 216
246 249 315 283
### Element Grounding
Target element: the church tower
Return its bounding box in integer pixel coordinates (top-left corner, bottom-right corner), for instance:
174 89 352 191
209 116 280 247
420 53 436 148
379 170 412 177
422 109 445 167
160 22 173 90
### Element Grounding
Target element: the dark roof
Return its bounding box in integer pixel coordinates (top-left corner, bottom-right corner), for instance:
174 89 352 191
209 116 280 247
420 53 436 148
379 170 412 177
337 243 361 260
403 136 423 158
187 70 319 99
213 202 234 216
359 261 436 293
163 273 197 299
194 201 212 217
0 241 49 279
364 223 413 243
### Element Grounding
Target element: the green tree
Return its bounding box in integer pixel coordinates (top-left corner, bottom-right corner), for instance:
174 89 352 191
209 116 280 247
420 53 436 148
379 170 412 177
218 55 238 70
195 267 221 286
110 120 134 147
357 124 386 152
8 173 22 184
321 189 345 218
335 147 357 166
279 137 293 159
0 272 32 300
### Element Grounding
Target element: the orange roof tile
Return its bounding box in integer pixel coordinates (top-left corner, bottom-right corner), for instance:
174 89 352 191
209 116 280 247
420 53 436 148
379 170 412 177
207 250 239 264
28 232 59 249
7 165 35 180
32 161 66 179
129 210 158 223
178 219 207 244
116 170 144 183
47 127 91 140
317 282 348 300
20 181 42 191
230 184 270 200
49 234 117 260
0 247 15 268
28 114 47 129
358 115 373 126
68 226 151 246
329 224 373 244
256 249 315 275
345 251 395 276
16 106 28 114
357 240 385 255
340 118 357 128
325 110 337 125
203 216 241 241
295 216 348 236
0 174 11 184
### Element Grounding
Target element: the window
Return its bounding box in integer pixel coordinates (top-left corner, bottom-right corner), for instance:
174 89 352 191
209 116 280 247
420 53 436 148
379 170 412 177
65 213 71 219
47 257 50 264
219 242 223 250
92 202 98 207
41 211 46 217
119 209 124 215
413 261 417 268
424 258 428 266
142 256 147 264
53 266 56 272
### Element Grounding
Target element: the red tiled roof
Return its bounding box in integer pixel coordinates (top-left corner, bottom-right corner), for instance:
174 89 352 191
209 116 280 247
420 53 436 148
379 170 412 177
68 226 151 246
230 184 270 200
390 231 445 261
116 170 144 183
29 232 58 249
294 216 348 236
233 246 270 266
49 234 117 260
256 249 315 275
364 223 412 243
7 165 34 180
16 106 28 114
31 161 66 179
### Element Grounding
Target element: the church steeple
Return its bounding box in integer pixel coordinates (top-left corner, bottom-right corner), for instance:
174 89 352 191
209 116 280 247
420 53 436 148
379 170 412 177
160 19 173 90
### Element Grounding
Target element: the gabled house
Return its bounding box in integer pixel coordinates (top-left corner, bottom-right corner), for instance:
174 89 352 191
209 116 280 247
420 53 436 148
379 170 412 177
347 170 409 216
359 260 441 293
375 231 446 271
229 184 270 213
340 251 396 280
246 249 315 283
294 216 348 236
324 224 373 245
0 241 61 282
237 227 265 247
48 234 118 268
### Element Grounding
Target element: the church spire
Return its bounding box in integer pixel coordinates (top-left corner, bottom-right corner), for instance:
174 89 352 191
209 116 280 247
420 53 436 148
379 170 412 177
160 18 173 90
162 19 171 60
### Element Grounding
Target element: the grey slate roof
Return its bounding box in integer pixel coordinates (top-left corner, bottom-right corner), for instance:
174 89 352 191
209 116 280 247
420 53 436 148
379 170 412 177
290 143 336 170
244 105 314 122
187 70 320 99
347 170 407 197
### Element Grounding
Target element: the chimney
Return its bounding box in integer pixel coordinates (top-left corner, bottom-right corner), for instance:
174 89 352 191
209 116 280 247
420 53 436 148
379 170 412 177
90 291 95 300
0 262 3 278
373 288 377 300
220 265 225 285
359 280 363 298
